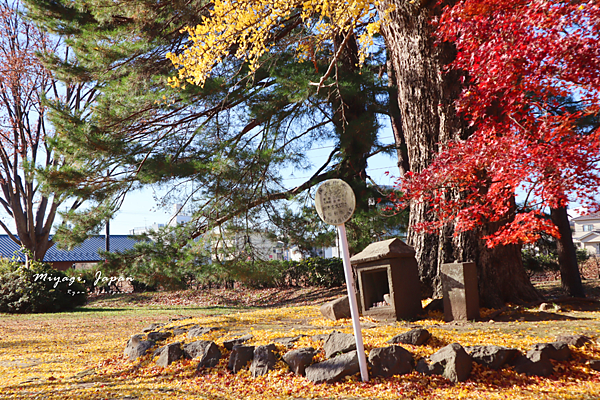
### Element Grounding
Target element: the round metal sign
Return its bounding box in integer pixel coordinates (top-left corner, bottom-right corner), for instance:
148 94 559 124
315 179 356 226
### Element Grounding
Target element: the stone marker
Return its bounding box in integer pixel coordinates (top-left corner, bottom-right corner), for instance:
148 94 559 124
305 351 360 384
323 331 356 359
387 328 431 346
440 262 480 322
250 344 278 377
283 347 316 376
124 335 154 360
368 345 414 378
320 296 352 321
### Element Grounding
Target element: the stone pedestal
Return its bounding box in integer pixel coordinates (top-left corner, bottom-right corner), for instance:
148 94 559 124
441 262 480 322
350 238 422 321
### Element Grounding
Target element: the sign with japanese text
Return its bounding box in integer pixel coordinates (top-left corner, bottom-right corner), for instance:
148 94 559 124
315 179 356 226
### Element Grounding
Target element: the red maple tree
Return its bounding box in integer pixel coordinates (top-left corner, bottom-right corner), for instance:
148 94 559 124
394 0 600 296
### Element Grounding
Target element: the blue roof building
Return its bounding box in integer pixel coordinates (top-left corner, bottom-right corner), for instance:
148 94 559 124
0 235 139 270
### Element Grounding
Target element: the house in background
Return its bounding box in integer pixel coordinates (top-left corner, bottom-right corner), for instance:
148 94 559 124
0 235 139 271
571 213 600 255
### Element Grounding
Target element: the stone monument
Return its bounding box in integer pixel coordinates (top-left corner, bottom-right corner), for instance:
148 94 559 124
350 238 422 321
440 262 480 321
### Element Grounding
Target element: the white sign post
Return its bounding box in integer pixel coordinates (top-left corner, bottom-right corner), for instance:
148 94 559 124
315 179 369 382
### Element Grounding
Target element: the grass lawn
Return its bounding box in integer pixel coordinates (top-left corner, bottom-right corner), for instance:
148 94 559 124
1 283 600 399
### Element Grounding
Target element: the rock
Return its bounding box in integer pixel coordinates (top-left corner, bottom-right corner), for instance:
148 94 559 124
320 296 351 321
184 341 222 368
275 335 304 348
223 334 253 351
305 351 360 384
228 345 255 373
187 327 220 340
153 345 165 358
124 335 155 360
142 323 165 333
513 354 553 377
587 360 600 371
147 331 172 342
387 328 431 346
173 328 187 336
250 344 278 377
416 358 444 376
311 333 330 342
555 334 592 348
465 345 521 370
156 342 183 367
429 343 472 382
368 345 414 378
323 331 356 359
172 325 194 336
528 342 571 362
169 316 192 322
283 347 317 376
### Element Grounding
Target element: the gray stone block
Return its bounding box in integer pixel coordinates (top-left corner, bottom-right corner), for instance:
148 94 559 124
441 262 480 322
305 351 360 384
223 334 253 350
156 342 183 367
429 343 472 382
228 345 255 373
387 328 431 346
250 344 278 377
320 296 351 321
368 345 413 378
323 331 356 359
124 335 154 360
465 345 521 370
283 347 316 376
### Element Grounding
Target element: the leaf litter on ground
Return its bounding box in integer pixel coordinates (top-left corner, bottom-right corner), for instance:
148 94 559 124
1 282 600 399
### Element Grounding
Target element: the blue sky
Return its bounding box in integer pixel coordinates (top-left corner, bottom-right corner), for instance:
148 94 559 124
109 132 400 234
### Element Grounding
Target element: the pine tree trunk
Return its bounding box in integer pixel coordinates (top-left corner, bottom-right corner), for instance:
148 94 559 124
376 0 542 306
551 206 585 297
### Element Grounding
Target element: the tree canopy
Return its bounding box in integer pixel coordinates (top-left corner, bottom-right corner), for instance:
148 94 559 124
23 0 400 251
396 0 600 246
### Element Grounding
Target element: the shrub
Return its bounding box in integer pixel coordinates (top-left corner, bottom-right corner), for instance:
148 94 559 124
0 259 87 313
221 257 345 288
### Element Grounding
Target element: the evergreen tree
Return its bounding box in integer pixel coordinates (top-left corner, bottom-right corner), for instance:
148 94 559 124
23 0 398 249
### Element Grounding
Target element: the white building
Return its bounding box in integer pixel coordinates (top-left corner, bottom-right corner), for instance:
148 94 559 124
571 213 600 255
208 228 290 262
129 222 165 235
168 204 192 227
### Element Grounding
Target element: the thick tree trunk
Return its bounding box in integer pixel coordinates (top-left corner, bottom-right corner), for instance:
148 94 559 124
551 206 585 297
377 1 542 306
